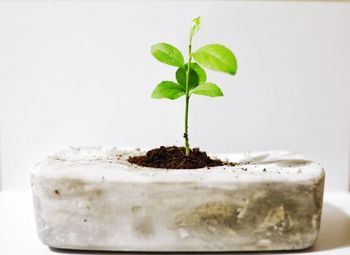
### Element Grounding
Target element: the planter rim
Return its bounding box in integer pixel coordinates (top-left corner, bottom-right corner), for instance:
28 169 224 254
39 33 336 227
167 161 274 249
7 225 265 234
31 146 324 184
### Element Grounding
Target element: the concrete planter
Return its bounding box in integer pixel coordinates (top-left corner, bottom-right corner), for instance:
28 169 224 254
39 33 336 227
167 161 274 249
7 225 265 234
31 147 325 252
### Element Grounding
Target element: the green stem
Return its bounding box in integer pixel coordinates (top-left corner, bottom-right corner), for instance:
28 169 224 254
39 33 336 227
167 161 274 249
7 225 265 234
184 34 193 156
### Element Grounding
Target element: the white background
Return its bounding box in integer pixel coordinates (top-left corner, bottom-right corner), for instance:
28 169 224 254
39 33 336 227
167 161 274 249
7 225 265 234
0 0 349 191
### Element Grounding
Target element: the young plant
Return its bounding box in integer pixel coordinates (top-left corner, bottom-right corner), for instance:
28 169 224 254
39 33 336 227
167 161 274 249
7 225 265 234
151 17 237 156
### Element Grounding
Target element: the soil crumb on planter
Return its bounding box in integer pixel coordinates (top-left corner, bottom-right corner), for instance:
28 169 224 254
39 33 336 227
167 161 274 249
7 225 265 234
127 146 234 169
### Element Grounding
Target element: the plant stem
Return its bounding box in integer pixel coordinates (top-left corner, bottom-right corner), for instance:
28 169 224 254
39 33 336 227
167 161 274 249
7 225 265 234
184 34 193 156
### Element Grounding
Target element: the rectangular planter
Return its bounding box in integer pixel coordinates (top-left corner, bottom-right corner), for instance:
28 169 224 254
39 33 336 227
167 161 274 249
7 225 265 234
31 147 324 252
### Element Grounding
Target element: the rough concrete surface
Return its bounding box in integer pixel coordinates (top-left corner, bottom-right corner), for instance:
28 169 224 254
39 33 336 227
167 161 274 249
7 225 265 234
31 147 325 251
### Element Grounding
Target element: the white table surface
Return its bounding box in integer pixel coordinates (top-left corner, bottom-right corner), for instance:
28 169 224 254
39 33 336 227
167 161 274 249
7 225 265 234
1 191 350 255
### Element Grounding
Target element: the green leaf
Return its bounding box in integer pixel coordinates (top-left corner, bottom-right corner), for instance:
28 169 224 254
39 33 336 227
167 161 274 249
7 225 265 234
190 17 201 37
192 44 237 74
189 63 206 85
151 81 185 100
176 63 206 90
176 66 197 90
151 43 184 67
191 82 224 97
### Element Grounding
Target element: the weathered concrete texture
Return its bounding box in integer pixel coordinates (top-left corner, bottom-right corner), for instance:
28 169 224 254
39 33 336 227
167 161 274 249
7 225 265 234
31 147 325 251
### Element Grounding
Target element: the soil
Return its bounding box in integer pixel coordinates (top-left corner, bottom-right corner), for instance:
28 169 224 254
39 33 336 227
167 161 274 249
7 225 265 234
127 146 235 169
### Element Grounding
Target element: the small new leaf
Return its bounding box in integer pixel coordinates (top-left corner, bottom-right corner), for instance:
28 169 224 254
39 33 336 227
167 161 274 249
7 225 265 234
192 44 237 74
176 63 206 90
151 81 185 100
151 43 184 67
191 82 223 97
190 17 201 37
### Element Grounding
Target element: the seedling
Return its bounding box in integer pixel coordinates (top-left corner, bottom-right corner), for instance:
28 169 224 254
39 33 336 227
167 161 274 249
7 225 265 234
151 17 237 156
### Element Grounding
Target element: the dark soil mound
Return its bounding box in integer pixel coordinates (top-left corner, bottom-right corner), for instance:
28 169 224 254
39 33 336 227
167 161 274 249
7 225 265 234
127 146 231 169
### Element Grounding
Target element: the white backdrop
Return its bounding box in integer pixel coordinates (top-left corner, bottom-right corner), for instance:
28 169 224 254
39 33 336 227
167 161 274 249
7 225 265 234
0 1 349 191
